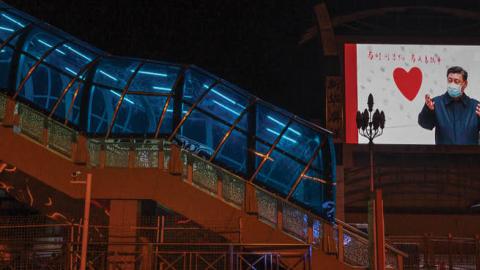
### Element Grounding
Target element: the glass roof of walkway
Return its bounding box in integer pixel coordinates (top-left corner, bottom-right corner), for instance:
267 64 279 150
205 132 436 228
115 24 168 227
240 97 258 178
0 2 336 219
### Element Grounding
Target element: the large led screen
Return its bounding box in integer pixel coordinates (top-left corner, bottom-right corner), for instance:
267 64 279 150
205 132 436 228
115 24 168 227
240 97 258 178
345 44 480 145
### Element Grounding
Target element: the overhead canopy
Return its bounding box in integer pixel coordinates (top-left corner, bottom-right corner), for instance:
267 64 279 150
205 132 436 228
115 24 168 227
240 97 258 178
0 2 336 218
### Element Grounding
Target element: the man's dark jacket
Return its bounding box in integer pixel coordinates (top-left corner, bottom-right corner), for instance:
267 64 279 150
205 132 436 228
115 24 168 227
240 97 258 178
418 92 480 145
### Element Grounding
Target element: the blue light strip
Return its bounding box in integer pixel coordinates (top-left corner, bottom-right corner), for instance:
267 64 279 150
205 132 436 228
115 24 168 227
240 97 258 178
166 109 188 113
99 70 118 81
64 44 92 61
211 89 236 104
64 67 77 75
37 39 66 55
267 115 301 136
0 26 14 32
203 84 246 109
153 86 171 91
37 39 52 47
212 100 241 116
109 90 134 104
1 14 25 27
131 69 167 77
266 128 297 144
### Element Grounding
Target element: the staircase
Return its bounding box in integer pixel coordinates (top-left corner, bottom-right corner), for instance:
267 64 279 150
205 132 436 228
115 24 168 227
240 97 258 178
0 2 406 268
0 95 406 269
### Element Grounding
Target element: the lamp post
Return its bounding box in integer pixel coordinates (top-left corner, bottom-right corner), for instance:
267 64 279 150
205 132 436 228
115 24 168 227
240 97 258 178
356 93 385 270
71 172 93 270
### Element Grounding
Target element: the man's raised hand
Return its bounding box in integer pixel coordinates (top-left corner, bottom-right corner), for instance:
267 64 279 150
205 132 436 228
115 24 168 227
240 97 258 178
476 104 480 117
425 94 435 111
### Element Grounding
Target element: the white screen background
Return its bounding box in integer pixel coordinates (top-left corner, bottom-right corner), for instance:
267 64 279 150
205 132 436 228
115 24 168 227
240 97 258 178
357 44 480 144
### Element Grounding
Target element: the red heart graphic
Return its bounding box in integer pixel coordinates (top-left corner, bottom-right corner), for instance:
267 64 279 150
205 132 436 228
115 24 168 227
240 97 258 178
393 67 422 101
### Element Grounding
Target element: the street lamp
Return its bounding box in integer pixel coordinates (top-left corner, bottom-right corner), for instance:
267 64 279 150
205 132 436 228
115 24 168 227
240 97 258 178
356 93 386 270
71 172 93 270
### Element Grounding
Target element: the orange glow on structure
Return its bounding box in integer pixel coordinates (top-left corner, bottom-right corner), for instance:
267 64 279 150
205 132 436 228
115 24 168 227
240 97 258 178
45 197 53 206
26 185 34 207
249 149 274 161
0 163 6 173
0 181 13 192
47 212 69 223
4 166 16 173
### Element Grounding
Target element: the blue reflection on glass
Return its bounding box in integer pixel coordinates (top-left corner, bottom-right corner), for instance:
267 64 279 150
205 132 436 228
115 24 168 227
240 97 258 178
212 100 241 116
153 86 171 91
37 39 67 55
109 90 134 104
99 70 118 81
0 26 14 32
63 44 92 61
1 13 25 27
291 169 326 215
266 128 297 144
64 67 76 75
131 69 167 77
267 115 301 135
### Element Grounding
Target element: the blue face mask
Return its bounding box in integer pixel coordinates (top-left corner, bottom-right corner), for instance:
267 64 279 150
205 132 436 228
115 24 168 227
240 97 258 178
447 83 462 98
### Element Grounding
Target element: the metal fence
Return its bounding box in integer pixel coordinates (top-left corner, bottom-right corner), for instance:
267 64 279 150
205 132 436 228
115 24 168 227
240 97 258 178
0 218 311 270
391 235 479 270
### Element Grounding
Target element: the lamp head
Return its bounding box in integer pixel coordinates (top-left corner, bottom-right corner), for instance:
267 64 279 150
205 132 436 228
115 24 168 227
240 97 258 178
367 93 374 112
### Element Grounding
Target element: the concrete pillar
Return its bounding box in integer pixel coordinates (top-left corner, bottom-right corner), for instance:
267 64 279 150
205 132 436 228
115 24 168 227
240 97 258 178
108 200 141 270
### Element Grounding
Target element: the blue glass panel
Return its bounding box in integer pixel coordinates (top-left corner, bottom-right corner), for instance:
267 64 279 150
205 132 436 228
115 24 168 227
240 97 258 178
197 83 249 130
255 148 305 196
182 68 216 103
22 28 64 60
310 147 325 173
52 82 84 126
214 129 248 175
4 9 38 26
254 141 270 170
0 11 28 42
276 121 322 163
178 106 230 158
110 94 169 136
0 46 14 89
326 136 336 180
43 42 95 76
16 53 35 90
157 100 174 135
291 169 327 215
256 103 290 145
129 63 181 93
87 86 121 135
18 61 76 114
93 58 140 90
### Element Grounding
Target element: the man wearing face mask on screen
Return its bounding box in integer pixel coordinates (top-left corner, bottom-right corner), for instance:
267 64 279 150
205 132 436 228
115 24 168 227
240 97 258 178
418 66 480 145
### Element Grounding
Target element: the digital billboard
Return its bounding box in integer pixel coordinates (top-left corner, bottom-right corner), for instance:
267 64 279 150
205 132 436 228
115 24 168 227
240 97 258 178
345 43 480 145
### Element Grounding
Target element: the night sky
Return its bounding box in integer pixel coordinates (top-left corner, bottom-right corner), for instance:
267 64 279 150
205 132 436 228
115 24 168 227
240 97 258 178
4 0 326 123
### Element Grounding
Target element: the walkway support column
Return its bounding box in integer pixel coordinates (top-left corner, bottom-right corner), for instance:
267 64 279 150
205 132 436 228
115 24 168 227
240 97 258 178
108 200 141 270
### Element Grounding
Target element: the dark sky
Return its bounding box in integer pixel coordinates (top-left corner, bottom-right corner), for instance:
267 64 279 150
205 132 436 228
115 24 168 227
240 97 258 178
4 0 326 122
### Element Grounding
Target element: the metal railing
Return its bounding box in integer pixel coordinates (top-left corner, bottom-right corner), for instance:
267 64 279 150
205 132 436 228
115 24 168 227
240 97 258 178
0 242 312 270
14 103 77 158
390 234 480 270
5 99 408 268
0 92 6 121
0 219 311 270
